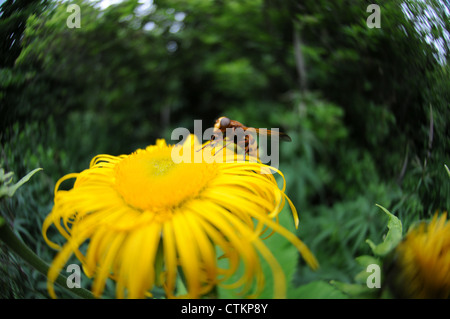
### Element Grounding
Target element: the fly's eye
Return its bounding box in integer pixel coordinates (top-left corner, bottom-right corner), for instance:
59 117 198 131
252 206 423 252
220 117 230 128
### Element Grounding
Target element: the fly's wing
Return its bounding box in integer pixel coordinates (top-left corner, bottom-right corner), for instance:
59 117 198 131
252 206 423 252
254 128 292 142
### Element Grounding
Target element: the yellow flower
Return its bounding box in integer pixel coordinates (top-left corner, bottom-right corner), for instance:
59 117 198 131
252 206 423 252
389 212 450 299
42 135 318 299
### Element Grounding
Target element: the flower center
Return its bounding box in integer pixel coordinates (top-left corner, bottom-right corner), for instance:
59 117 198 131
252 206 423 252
114 146 217 211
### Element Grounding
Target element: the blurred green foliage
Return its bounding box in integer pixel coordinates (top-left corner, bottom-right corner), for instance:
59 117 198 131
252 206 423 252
0 0 449 298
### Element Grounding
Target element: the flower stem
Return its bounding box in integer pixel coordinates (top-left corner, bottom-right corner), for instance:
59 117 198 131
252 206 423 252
0 216 95 299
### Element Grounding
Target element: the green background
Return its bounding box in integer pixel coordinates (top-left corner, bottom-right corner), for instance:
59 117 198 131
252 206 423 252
0 0 449 298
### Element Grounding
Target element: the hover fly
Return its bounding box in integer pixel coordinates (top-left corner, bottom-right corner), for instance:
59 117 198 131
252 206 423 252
199 116 291 156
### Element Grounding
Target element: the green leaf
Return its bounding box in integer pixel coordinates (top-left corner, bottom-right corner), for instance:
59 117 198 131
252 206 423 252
290 280 348 299
217 206 301 298
0 168 14 184
445 164 450 178
176 275 188 297
0 168 43 198
330 280 377 299
355 255 380 268
258 208 300 298
365 204 402 257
